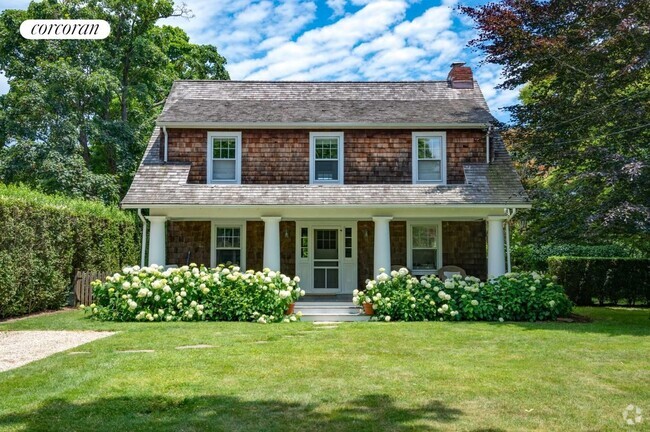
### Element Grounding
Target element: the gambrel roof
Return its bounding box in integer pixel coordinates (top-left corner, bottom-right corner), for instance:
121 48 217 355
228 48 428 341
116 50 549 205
157 81 495 126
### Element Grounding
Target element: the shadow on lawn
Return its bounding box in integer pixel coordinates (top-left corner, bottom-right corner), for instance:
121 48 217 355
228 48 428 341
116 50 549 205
0 393 488 432
498 308 650 337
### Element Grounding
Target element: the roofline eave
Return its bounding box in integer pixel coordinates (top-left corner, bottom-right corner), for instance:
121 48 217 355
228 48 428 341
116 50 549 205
154 121 494 129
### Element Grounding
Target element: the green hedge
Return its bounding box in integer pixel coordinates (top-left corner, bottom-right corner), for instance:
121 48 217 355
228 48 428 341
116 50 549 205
547 257 650 306
0 184 140 318
512 243 640 271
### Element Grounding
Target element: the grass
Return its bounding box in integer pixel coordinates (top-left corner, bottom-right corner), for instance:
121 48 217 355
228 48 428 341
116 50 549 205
0 307 648 431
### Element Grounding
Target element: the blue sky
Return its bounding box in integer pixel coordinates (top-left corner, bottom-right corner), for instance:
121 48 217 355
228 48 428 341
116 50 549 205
0 0 519 121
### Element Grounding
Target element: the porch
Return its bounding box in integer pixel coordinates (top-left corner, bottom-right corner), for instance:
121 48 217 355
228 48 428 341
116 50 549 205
144 209 511 292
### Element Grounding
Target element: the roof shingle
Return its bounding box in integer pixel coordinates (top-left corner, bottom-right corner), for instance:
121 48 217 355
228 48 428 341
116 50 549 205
158 80 495 125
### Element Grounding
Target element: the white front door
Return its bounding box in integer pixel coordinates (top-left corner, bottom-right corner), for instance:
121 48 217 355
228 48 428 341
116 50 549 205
296 222 357 294
313 228 340 294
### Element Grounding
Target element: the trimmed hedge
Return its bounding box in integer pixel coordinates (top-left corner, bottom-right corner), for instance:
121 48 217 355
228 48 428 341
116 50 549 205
512 243 640 271
547 257 650 306
0 184 140 318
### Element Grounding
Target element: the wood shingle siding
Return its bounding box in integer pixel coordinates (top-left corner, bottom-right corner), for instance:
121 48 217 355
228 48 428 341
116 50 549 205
442 221 487 280
163 129 486 185
166 221 211 267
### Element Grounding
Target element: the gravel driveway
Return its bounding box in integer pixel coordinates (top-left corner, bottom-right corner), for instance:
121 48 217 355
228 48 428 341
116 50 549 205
0 331 115 372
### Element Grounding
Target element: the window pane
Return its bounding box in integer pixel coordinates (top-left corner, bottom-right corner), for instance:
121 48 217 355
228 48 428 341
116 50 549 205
315 138 338 160
301 227 309 258
213 160 236 181
216 249 240 266
418 160 441 181
217 227 240 248
412 226 437 248
315 229 337 259
417 137 442 160
314 268 326 289
326 269 339 288
412 249 437 271
315 160 338 181
213 138 236 159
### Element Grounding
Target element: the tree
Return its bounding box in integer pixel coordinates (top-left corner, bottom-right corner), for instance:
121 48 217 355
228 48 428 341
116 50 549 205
461 0 650 251
0 0 229 202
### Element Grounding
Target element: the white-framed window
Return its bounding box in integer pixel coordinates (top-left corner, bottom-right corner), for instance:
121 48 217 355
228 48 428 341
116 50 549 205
310 132 344 184
207 131 241 184
407 222 442 275
211 222 246 269
412 132 446 184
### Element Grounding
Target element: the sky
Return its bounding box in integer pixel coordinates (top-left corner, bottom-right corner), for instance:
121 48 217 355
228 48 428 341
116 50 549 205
0 0 519 122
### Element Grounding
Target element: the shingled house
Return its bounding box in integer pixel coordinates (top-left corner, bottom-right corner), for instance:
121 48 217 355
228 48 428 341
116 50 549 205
122 63 530 295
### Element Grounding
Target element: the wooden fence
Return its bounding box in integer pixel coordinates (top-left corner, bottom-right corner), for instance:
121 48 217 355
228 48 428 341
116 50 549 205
73 270 111 306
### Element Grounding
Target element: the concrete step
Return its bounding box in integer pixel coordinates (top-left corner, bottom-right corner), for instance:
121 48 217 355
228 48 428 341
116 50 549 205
300 313 370 322
294 302 370 322
296 302 358 307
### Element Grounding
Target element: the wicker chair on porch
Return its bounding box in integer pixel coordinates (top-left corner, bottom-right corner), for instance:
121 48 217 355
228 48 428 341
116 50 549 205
437 265 466 281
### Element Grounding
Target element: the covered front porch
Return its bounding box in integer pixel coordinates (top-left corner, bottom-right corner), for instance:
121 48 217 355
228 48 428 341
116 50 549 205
143 205 512 292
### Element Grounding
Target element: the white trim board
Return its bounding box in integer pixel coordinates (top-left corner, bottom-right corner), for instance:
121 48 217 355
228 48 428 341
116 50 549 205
210 220 246 270
206 131 242 184
406 220 443 276
412 131 447 185
157 122 491 129
309 131 344 185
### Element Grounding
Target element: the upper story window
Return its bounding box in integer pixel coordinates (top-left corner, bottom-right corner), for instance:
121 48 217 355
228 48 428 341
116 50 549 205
310 132 344 184
207 131 241 184
412 132 446 184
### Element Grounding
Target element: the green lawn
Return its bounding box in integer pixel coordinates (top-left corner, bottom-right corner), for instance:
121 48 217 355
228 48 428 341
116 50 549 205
0 308 648 431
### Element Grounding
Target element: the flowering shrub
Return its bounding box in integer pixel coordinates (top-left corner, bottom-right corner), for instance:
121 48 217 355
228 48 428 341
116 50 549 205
354 268 572 322
83 264 305 323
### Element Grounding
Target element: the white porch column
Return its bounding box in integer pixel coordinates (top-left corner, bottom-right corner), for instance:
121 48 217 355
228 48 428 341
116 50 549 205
372 216 393 276
487 215 507 278
261 216 282 270
147 216 167 266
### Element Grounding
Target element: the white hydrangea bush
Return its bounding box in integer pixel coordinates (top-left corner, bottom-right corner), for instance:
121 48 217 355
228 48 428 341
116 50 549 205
354 268 572 322
83 264 305 323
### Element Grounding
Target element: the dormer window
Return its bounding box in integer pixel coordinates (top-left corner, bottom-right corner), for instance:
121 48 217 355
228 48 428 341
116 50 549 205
412 132 446 184
310 132 344 184
207 131 241 184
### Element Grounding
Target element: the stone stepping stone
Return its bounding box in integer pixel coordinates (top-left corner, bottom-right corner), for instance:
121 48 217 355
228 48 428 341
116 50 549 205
68 351 90 355
175 344 214 350
115 350 155 353
313 322 340 326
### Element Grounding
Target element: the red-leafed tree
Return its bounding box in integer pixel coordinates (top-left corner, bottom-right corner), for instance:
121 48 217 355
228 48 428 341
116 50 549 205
461 0 649 252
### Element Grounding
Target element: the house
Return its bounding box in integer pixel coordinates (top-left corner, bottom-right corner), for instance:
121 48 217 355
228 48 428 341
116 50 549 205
122 63 530 295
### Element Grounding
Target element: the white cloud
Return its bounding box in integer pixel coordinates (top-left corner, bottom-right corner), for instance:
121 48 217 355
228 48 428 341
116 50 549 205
162 0 317 63
474 62 521 122
0 71 8 95
326 0 347 17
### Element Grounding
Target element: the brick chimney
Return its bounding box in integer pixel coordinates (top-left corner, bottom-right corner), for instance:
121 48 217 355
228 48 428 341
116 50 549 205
447 62 474 89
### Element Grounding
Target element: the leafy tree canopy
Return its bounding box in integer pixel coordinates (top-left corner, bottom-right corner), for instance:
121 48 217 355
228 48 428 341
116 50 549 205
0 0 229 203
462 0 650 252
